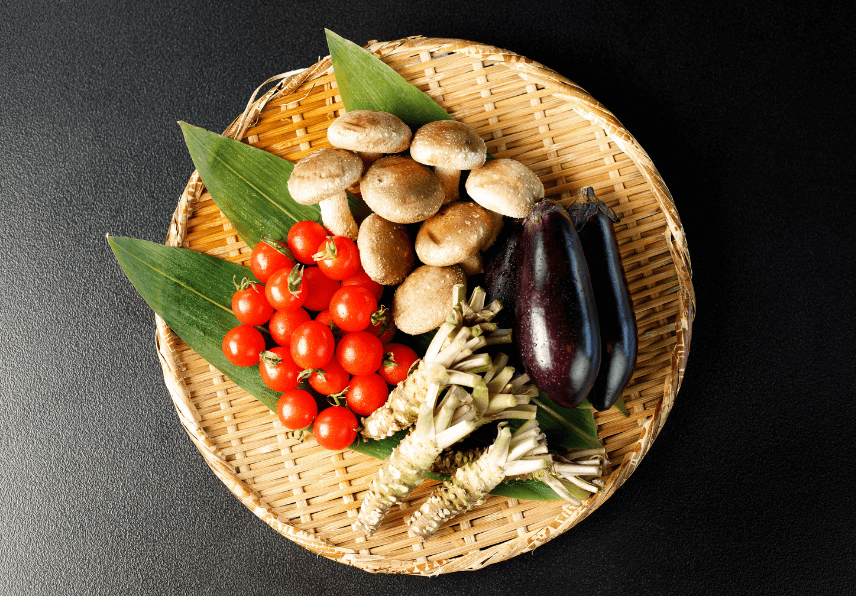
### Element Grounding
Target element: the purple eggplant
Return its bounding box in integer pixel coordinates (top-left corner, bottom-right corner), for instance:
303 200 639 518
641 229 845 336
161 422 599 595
483 219 522 330
516 200 601 408
568 187 638 411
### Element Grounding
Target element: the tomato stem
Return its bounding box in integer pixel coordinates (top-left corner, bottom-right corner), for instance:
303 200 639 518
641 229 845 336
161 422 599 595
311 236 338 262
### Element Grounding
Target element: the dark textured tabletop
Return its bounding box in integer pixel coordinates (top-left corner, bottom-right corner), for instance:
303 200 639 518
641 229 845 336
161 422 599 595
2 2 853 594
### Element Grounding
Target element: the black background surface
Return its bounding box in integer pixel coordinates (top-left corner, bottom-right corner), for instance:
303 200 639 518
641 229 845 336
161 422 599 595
2 1 854 595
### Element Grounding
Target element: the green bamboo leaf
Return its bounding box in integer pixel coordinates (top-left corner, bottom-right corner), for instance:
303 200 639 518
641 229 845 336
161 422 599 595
532 393 601 451
179 122 371 248
325 30 453 127
109 236 282 411
614 395 630 417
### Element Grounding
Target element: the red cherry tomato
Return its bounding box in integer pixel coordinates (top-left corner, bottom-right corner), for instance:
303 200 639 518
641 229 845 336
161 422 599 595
277 389 318 430
269 307 311 347
307 357 350 396
346 373 389 416
378 343 419 386
313 236 361 280
336 331 383 376
290 320 335 369
265 264 306 311
341 266 383 301
367 305 396 344
329 286 378 332
313 406 358 450
259 347 302 392
287 221 328 265
222 324 265 367
250 237 294 283
231 278 274 326
301 266 341 311
314 309 335 330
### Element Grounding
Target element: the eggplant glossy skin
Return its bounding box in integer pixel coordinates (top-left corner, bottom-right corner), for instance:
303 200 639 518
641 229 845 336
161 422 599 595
573 202 638 411
516 201 601 408
483 220 521 330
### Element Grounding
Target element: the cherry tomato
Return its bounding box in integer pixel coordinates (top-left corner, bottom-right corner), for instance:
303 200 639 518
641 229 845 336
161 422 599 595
222 324 265 367
250 237 294 283
346 373 389 416
231 278 274 326
378 343 419 386
301 266 341 311
287 221 328 265
307 357 350 396
336 331 383 376
259 347 302 392
329 286 377 332
313 406 358 450
341 266 383 301
313 236 361 280
277 388 318 430
269 307 311 347
367 305 396 344
265 264 306 311
290 320 335 369
314 309 335 330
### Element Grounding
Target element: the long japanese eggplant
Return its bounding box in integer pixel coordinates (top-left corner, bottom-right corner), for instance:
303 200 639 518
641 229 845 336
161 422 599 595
516 200 601 408
483 219 521 331
567 187 638 411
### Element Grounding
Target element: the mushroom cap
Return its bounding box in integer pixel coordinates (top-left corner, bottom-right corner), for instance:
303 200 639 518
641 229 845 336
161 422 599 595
357 214 414 285
409 120 487 170
414 202 494 267
464 159 545 218
327 110 412 154
287 148 363 205
393 265 467 335
360 156 443 224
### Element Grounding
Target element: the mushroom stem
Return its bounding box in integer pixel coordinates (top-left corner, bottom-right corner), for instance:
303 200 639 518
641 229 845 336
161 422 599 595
319 191 358 240
433 166 461 204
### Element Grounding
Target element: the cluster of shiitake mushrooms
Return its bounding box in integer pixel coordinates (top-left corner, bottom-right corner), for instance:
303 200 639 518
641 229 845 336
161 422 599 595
287 110 544 337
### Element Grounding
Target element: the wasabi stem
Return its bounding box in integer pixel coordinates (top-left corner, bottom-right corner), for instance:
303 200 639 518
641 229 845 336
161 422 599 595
407 420 555 540
360 285 508 440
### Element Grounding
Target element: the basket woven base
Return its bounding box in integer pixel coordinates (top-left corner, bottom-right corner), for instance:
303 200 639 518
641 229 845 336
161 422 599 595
156 36 694 575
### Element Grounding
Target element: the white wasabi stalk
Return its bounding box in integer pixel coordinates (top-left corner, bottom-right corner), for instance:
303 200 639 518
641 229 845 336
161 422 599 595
360 285 510 440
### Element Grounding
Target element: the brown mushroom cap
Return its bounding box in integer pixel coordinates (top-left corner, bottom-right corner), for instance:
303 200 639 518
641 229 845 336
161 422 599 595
409 120 487 170
393 265 467 335
360 156 443 224
327 110 412 154
287 148 363 205
357 214 414 285
414 202 494 267
464 158 544 218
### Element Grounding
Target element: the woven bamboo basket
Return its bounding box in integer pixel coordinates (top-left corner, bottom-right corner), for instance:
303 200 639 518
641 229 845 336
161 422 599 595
156 36 694 575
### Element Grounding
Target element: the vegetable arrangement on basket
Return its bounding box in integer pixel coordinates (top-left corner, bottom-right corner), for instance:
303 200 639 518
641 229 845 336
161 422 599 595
108 31 651 542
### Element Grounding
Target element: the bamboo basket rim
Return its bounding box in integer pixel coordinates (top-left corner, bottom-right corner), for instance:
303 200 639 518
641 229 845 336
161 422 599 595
154 35 695 575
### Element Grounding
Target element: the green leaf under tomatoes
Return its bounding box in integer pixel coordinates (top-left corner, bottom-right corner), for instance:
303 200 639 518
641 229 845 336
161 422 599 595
108 235 281 411
179 121 370 248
